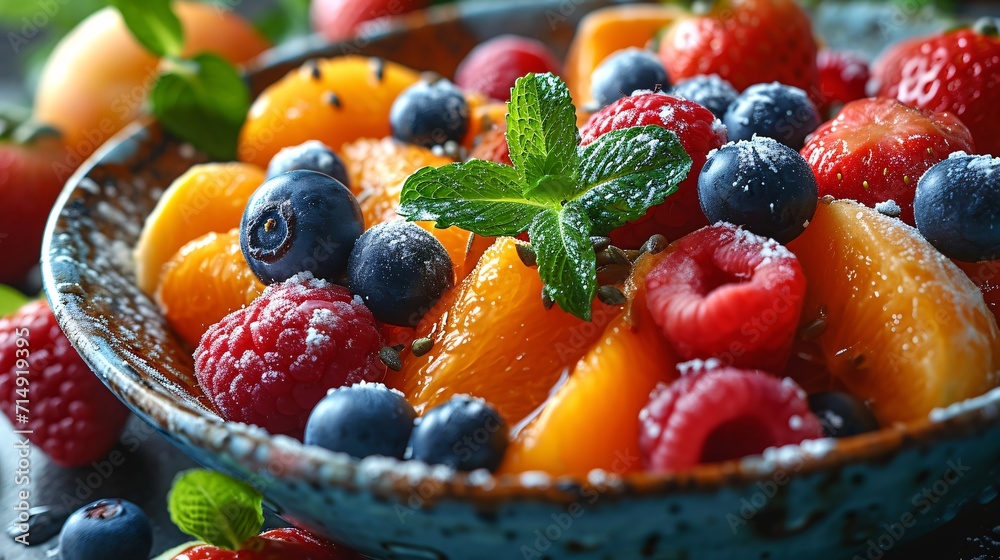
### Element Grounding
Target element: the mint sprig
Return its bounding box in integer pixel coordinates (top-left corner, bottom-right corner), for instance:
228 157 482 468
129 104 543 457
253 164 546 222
167 469 264 551
399 73 692 320
111 3 251 161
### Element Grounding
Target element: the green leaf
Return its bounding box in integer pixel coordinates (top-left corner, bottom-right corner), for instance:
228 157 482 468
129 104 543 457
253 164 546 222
528 204 597 321
152 54 250 161
506 73 579 198
573 125 692 235
110 0 184 58
398 161 550 236
0 286 29 318
168 469 263 551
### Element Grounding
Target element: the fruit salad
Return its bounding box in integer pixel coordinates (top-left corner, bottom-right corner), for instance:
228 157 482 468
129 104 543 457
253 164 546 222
123 0 1000 487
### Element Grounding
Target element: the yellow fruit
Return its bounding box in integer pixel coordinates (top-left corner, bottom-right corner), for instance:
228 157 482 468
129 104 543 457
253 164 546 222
787 199 1000 423
133 162 265 296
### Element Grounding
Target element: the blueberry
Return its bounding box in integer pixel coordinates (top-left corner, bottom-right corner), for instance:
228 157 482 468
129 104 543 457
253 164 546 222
590 48 670 108
407 395 507 471
671 74 739 120
807 392 880 438
347 221 454 327
723 82 820 149
241 170 364 284
59 499 152 560
390 78 470 148
698 136 818 244
267 140 350 188
305 383 416 459
914 153 1000 263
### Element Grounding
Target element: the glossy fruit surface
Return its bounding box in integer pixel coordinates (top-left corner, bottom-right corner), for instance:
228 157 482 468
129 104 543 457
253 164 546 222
787 199 1000 423
698 136 818 244
800 98 975 225
266 140 350 187
134 162 266 296
305 383 416 459
59 499 152 560
808 391 880 438
156 229 265 348
670 74 739 119
454 35 562 102
589 48 670 108
390 79 470 148
723 82 820 149
311 0 430 43
816 50 869 112
408 394 507 471
240 170 364 285
171 528 353 560
239 56 420 168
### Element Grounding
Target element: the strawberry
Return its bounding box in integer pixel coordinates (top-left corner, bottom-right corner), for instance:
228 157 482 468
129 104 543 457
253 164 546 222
169 528 360 559
816 50 870 114
644 223 806 372
639 366 823 472
0 114 68 287
579 92 728 247
872 23 1000 156
657 0 819 96
310 0 430 43
800 98 975 225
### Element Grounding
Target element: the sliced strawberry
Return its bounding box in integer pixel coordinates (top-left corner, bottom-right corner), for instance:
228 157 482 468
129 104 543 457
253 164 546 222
816 50 869 114
800 98 975 225
657 0 819 97
639 367 824 472
872 25 1000 156
580 92 727 247
645 224 806 372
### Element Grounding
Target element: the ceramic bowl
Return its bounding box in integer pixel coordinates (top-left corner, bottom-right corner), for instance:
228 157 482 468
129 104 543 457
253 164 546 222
42 1 1000 559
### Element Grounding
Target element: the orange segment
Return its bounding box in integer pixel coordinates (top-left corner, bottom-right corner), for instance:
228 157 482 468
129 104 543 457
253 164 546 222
238 56 421 168
501 250 678 477
386 238 620 425
156 229 265 348
787 199 1000 423
134 162 265 296
463 92 508 149
565 4 685 114
340 137 478 278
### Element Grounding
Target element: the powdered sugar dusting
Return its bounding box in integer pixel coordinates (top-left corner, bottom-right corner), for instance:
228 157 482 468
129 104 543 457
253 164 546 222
677 358 722 375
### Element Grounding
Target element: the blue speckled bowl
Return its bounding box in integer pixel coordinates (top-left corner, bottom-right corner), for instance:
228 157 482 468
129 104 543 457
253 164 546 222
41 1 1000 559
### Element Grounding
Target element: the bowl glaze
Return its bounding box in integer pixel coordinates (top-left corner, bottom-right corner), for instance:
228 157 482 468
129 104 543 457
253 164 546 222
42 1 1000 559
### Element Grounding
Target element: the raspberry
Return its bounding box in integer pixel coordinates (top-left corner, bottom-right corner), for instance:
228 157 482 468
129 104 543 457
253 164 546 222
639 366 823 472
645 224 806 372
194 273 384 439
816 50 869 113
454 35 562 102
0 301 130 467
580 92 727 247
172 528 358 559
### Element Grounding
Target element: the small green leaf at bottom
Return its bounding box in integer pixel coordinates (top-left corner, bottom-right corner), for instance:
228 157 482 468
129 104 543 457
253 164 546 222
528 204 597 321
152 54 250 161
167 469 263 551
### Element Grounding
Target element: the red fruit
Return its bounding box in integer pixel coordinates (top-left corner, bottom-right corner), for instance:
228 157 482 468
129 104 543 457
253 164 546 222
194 273 384 439
310 0 429 42
579 92 727 246
872 26 1000 156
0 300 130 467
0 128 68 286
468 126 512 166
816 50 870 112
956 259 1000 327
645 224 806 372
455 35 562 102
657 0 819 96
639 366 824 472
172 528 359 560
800 98 975 225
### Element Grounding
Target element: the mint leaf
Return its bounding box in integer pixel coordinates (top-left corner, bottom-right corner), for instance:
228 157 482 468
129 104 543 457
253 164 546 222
528 204 597 321
399 161 548 236
0 285 29 318
152 54 250 161
168 469 263 551
574 126 692 235
111 0 184 58
506 73 579 199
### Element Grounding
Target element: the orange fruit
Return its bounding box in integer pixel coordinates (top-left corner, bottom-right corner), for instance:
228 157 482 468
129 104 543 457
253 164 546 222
787 199 1000 423
463 92 508 149
35 3 268 160
340 137 482 278
133 162 265 296
565 4 685 115
238 56 420 168
501 250 678 476
156 229 265 348
386 238 620 425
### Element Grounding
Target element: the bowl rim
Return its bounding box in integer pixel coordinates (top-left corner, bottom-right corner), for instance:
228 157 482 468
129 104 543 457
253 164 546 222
40 0 1000 507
